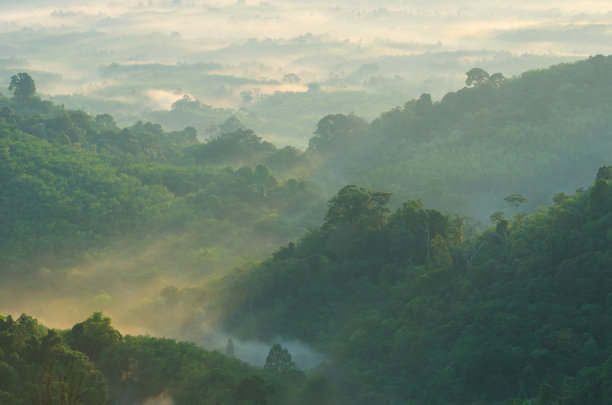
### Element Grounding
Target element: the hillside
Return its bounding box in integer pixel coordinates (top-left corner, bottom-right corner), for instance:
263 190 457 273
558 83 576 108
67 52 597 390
4 56 612 404
308 55 612 218
0 312 322 405
204 168 612 404
0 82 324 336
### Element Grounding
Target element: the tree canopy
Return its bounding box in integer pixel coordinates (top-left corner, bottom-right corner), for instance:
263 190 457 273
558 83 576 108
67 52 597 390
8 72 36 102
324 185 391 231
307 113 368 154
465 67 489 87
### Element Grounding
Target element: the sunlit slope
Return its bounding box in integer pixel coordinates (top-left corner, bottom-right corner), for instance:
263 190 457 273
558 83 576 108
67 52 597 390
0 312 311 405
309 55 612 218
0 89 324 336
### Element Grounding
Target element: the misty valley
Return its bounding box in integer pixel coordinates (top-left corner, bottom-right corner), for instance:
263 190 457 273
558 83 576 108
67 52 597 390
4 4 612 402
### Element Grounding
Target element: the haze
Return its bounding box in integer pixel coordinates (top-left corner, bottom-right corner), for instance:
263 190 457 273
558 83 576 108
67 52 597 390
3 2 612 402
2 1 612 126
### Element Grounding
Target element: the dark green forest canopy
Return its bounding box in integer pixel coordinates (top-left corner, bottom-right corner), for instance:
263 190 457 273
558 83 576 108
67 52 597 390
208 169 612 404
4 55 612 404
0 312 317 405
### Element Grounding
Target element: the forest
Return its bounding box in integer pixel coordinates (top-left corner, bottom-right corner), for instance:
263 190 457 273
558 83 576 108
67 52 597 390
3 54 612 404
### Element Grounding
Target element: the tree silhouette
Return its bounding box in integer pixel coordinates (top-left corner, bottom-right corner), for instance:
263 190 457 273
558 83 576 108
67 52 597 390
8 72 36 101
504 193 527 212
264 343 295 375
465 68 489 87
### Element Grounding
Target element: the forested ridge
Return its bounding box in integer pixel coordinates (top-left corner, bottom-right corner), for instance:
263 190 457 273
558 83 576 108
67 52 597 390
308 55 612 217
0 85 323 275
3 56 612 404
211 168 612 404
0 312 320 404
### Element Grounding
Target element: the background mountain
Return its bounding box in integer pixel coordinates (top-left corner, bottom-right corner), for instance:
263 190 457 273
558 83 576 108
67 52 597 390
3 55 612 404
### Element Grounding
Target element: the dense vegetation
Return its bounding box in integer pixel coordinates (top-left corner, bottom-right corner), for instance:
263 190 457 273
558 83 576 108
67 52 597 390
4 56 612 404
208 167 612 404
0 83 323 276
308 55 612 218
0 312 327 405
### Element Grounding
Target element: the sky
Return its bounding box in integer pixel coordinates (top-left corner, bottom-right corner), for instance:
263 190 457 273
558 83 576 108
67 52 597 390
1 0 610 143
2 0 612 52
1 1 611 126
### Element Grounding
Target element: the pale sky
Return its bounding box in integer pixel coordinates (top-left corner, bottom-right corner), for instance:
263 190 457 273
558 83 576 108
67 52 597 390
2 0 612 54
1 1 611 108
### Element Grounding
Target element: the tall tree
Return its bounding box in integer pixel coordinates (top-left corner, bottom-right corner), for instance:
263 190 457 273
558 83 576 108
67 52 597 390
264 343 295 375
504 193 527 213
488 72 506 87
324 185 391 231
307 113 368 155
465 68 490 87
8 72 36 101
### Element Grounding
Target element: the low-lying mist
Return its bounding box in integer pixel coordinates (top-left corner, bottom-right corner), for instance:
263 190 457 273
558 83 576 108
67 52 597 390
2 1 609 146
0 225 324 372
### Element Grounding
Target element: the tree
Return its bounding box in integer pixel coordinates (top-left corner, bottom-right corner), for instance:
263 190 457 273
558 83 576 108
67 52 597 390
226 338 235 357
596 165 612 181
301 375 335 405
282 73 300 84
264 343 295 375
490 211 510 259
324 185 391 231
240 90 254 104
504 193 527 213
8 72 36 101
306 82 321 92
465 68 489 87
459 221 482 271
36 330 109 405
415 93 433 115
93 114 119 132
387 200 449 264
235 375 274 405
219 116 247 135
171 94 201 111
489 72 506 87
307 113 368 154
66 312 121 363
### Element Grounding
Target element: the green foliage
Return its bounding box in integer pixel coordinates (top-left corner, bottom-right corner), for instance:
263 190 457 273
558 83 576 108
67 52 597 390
324 185 391 231
465 67 490 87
0 314 109 404
264 344 296 375
186 128 275 167
307 113 368 155
0 88 323 275
235 375 274 405
0 312 293 405
66 312 121 363
309 55 612 219
8 58 612 405
0 124 174 270
8 73 36 102
505 193 528 212
211 168 612 404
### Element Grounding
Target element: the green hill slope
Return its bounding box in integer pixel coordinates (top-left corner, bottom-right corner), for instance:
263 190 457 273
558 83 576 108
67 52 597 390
0 312 296 405
208 168 612 404
309 55 612 218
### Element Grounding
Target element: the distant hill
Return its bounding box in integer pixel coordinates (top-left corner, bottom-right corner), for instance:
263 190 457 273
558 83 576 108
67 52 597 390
308 55 612 219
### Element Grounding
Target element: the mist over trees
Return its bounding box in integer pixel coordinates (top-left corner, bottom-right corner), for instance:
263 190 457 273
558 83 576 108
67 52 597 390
211 167 612 404
4 52 612 404
308 55 612 219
